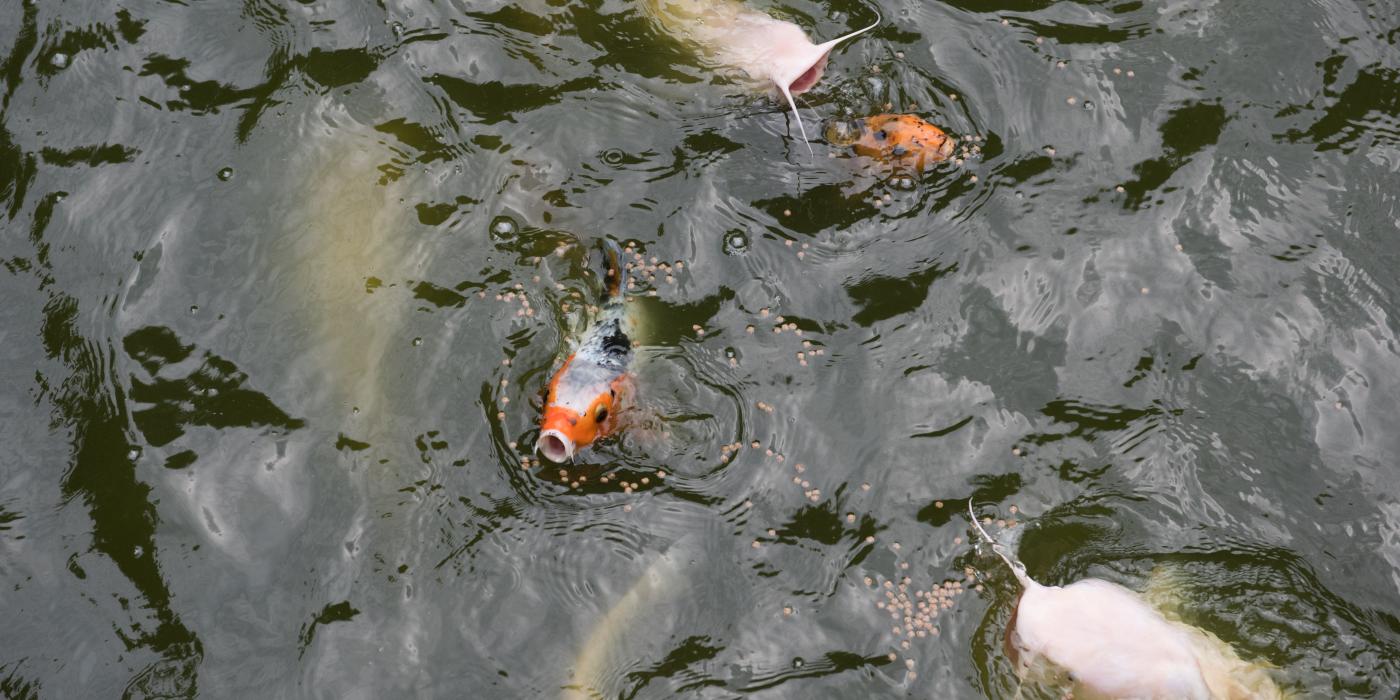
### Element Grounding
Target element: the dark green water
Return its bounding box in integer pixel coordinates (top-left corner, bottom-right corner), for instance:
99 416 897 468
2 0 1399 697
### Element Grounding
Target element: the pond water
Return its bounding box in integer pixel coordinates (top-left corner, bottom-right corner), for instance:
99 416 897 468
2 0 1399 697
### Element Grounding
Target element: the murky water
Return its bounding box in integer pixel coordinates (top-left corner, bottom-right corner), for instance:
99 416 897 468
2 0 1399 697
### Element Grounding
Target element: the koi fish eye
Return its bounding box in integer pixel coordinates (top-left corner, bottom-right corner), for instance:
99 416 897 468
594 404 609 424
875 129 889 141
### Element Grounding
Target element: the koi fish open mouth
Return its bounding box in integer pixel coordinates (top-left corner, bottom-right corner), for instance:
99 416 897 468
537 428 575 463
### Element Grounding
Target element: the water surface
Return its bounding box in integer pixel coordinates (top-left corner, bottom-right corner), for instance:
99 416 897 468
2 0 1399 697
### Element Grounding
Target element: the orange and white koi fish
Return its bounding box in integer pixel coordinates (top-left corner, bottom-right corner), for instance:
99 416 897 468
536 242 632 463
969 505 1284 699
825 114 955 169
643 0 879 152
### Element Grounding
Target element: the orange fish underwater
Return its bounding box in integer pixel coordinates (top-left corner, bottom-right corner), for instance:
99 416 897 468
536 242 632 463
825 114 955 168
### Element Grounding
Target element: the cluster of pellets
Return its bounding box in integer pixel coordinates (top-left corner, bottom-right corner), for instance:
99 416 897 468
540 464 669 495
622 242 684 296
788 462 822 503
718 437 790 466
863 563 978 683
472 282 536 318
495 357 514 422
859 503 1024 684
495 350 543 474
781 238 811 260
742 307 825 368
603 473 665 493
718 440 746 463
952 134 984 169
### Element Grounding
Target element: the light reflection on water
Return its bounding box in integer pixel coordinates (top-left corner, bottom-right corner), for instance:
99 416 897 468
0 0 1398 697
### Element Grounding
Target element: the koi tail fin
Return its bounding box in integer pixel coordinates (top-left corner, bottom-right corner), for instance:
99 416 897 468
969 501 1033 589
604 238 629 300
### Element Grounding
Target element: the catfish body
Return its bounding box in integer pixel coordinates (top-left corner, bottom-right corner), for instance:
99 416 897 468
1010 577 1214 698
645 0 836 94
971 510 1284 699
643 0 878 149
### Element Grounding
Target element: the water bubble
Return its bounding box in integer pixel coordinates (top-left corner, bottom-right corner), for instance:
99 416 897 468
601 148 625 166
217 167 234 181
490 216 518 240
391 21 404 37
412 337 423 347
1082 100 1095 111
792 658 805 668
50 53 68 69
133 546 144 558
189 305 199 314
722 230 749 255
